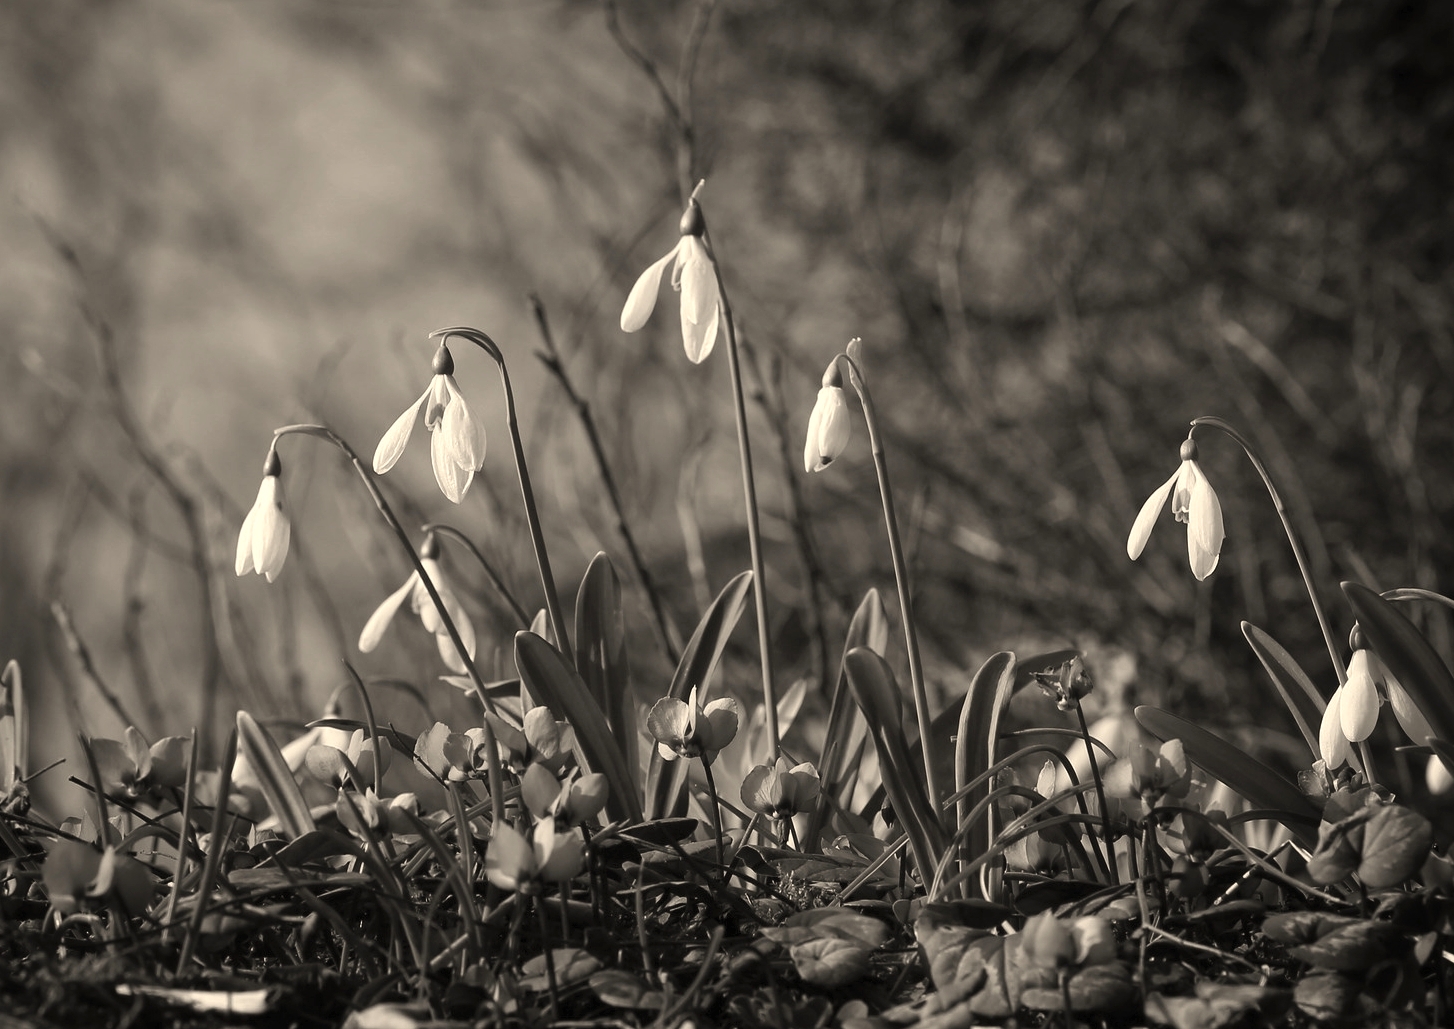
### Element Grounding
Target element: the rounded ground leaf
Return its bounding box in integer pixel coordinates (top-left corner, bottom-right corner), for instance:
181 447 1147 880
791 937 872 987
590 970 664 1010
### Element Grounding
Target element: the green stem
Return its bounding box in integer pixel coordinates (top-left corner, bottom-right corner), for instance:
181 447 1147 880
839 351 938 804
272 424 506 828
1073 701 1117 884
701 756 726 873
536 895 560 1022
422 523 532 628
429 327 572 659
697 205 780 761
1189 417 1345 685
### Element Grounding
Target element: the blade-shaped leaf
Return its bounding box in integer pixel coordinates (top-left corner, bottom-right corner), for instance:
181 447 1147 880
806 589 889 851
644 571 753 820
955 652 1016 897
1342 581 1454 745
1242 622 1325 761
515 631 642 823
575 553 637 781
0 659 23 794
1134 706 1319 845
844 648 948 886
235 711 315 840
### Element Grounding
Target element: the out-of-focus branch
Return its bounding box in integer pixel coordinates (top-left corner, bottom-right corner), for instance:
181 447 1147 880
52 601 137 732
530 295 681 665
121 487 165 735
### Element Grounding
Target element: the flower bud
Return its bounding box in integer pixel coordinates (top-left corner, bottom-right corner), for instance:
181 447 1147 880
431 343 455 376
679 201 705 238
1179 437 1198 462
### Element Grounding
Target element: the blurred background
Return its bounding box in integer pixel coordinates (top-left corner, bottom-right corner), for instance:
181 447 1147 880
2 0 1451 809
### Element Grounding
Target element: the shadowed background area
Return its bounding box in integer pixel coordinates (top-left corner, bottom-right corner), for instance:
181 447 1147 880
1 0 1450 806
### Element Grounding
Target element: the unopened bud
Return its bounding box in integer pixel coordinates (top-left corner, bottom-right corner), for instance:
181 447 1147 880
432 343 455 377
262 448 282 478
1179 438 1199 462
821 361 844 389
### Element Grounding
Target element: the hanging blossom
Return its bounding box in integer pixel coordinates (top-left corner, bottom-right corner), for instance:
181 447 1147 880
1127 437 1225 581
619 200 722 364
358 534 475 673
1319 630 1434 769
235 448 291 582
373 342 486 504
803 360 852 473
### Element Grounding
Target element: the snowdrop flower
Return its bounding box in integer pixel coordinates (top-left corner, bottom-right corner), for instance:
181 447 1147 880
235 449 291 582
647 687 740 763
1319 635 1435 769
1127 438 1224 581
619 201 722 364
358 535 476 673
803 362 852 473
373 343 486 504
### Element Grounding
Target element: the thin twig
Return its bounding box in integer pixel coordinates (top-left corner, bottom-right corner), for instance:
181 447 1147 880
52 601 137 730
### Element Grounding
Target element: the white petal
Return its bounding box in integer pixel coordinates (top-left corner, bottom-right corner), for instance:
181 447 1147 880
678 239 717 326
235 495 260 576
431 426 467 503
1427 754 1454 795
1319 687 1351 768
358 574 418 653
373 389 429 474
1188 465 1224 559
254 477 290 582
680 289 719 364
803 393 826 474
1341 651 1381 743
1126 471 1178 560
620 247 678 332
1386 682 1434 747
443 378 486 471
806 387 852 472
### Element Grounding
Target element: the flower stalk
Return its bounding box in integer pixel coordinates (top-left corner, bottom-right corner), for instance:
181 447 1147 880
428 327 572 660
835 348 938 804
271 424 505 827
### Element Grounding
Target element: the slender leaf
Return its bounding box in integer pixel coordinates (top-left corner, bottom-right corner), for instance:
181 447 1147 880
1134 706 1319 845
644 571 754 820
806 589 888 851
0 660 25 790
844 648 948 886
235 711 316 839
515 631 643 823
954 652 1015 897
1342 581 1454 745
1242 622 1325 761
575 552 638 780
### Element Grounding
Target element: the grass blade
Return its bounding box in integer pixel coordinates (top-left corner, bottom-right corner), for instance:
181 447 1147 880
954 651 1015 896
235 711 316 840
644 571 754 820
806 589 888 851
575 552 638 784
516 630 643 823
1342 581 1454 746
1134 705 1319 845
844 647 948 887
1241 621 1325 761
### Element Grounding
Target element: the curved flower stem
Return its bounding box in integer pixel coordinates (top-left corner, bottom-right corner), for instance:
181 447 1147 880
695 194 780 761
430 327 572 659
1189 417 1345 685
272 424 505 828
838 351 938 804
700 756 726 873
422 522 532 628
1072 701 1117 885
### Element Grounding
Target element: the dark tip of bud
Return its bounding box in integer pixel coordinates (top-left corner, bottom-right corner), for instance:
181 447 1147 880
432 343 455 377
1349 623 1365 652
679 201 705 238
1179 438 1199 462
262 448 282 478
420 533 440 560
822 363 844 389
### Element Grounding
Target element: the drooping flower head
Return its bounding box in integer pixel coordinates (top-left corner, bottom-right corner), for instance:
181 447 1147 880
1319 626 1435 769
373 342 486 504
620 199 723 364
358 534 476 673
804 361 852 473
235 448 291 582
1126 437 1224 581
647 687 740 764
